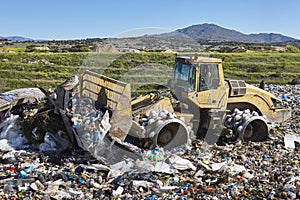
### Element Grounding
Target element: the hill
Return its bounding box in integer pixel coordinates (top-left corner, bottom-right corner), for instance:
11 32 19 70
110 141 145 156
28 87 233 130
1 23 300 52
0 36 33 42
157 23 297 43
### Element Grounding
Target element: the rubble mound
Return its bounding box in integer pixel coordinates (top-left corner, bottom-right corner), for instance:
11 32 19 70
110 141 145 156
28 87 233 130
0 84 299 199
93 44 118 53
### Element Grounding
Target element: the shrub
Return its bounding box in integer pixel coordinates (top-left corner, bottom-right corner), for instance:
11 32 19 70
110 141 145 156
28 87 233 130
286 45 300 53
290 78 299 85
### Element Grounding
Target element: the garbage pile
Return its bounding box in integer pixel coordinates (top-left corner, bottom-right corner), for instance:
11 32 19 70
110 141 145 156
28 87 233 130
0 114 30 151
0 84 300 199
266 84 300 133
71 97 112 163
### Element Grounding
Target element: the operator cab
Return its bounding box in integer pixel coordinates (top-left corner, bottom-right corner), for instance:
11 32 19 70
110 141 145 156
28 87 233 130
171 56 227 109
171 56 222 92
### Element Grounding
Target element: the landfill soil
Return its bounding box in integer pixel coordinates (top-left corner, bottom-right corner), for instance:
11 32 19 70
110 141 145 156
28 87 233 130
0 84 300 199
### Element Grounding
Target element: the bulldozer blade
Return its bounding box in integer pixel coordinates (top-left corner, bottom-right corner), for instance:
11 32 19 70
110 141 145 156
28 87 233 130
80 71 132 140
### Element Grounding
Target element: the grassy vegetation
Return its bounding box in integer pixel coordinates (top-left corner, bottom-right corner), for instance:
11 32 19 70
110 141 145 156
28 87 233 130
0 52 120 92
102 52 174 95
209 52 300 84
0 52 299 95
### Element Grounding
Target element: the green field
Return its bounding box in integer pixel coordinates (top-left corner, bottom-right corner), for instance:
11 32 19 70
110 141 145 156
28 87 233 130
0 52 299 95
210 52 300 84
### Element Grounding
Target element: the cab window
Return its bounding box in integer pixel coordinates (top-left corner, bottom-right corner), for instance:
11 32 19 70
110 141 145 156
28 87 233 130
199 64 219 91
173 63 196 91
174 63 190 81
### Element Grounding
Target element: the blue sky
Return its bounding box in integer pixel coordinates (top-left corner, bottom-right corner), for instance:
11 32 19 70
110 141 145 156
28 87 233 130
1 0 300 40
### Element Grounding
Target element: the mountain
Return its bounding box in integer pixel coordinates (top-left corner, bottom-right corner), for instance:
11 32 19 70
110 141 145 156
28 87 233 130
0 36 33 42
157 23 297 43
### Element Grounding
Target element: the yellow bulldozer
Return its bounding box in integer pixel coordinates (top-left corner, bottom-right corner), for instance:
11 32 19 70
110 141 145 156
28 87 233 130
78 55 291 149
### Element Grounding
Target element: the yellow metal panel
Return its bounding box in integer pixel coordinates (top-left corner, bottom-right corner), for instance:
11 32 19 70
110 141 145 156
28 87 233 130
80 71 132 140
